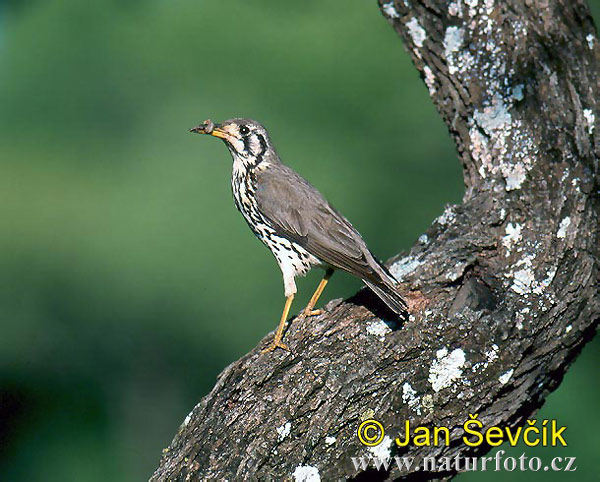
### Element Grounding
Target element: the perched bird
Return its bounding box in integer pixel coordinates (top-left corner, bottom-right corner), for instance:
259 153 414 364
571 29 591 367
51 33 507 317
190 118 407 352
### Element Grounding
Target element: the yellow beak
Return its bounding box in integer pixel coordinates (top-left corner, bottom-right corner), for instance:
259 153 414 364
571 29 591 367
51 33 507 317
209 127 229 140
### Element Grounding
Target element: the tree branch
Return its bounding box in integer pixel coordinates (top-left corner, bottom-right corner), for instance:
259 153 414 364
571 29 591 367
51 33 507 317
152 0 599 479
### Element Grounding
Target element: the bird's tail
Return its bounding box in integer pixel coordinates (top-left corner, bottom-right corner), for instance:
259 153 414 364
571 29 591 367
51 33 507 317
363 277 408 316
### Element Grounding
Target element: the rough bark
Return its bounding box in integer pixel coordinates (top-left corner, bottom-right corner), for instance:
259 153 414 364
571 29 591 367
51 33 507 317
152 0 599 480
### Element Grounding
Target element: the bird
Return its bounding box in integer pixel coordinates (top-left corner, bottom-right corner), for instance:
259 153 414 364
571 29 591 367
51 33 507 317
190 118 408 352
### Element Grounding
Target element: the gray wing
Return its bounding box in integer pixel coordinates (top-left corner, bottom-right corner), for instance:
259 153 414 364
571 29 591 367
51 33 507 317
255 163 385 283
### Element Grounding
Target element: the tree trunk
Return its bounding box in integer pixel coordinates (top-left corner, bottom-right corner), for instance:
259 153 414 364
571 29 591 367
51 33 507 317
151 0 599 480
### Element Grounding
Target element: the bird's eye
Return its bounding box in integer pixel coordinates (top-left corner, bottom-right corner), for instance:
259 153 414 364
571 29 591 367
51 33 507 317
239 125 249 135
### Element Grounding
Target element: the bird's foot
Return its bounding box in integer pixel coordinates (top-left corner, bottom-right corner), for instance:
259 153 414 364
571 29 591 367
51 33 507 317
261 339 290 353
297 308 324 321
305 308 324 317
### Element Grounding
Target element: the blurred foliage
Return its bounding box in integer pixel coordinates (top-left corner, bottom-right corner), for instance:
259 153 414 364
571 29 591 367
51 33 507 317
0 0 597 480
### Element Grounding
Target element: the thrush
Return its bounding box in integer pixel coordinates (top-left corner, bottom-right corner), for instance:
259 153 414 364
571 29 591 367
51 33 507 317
190 118 408 352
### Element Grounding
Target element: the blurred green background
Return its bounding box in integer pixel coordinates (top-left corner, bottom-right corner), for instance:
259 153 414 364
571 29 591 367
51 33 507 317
0 0 597 480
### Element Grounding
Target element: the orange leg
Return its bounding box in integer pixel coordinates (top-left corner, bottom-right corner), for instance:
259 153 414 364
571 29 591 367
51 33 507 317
299 269 334 318
262 294 294 353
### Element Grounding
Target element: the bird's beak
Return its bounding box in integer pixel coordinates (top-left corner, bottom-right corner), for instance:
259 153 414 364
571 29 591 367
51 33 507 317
189 119 228 140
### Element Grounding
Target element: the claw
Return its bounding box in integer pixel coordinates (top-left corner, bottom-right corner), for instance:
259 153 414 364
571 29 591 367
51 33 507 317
297 308 324 321
261 340 290 353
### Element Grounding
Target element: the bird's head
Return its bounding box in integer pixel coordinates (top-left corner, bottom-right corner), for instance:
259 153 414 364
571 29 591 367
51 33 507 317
190 118 272 163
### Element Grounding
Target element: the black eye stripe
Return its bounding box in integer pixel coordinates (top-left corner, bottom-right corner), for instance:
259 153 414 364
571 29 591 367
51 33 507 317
242 134 251 153
257 134 267 155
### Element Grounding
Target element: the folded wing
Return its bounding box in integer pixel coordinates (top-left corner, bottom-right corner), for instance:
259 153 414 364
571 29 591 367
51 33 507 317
255 163 388 285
